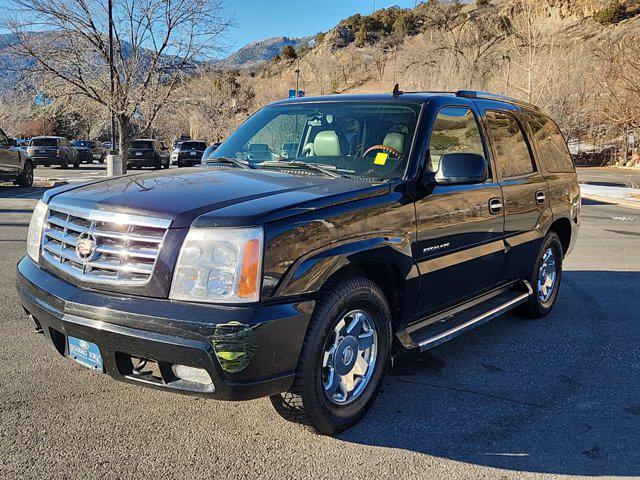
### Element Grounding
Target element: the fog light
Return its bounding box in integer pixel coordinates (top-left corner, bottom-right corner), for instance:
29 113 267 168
171 365 213 385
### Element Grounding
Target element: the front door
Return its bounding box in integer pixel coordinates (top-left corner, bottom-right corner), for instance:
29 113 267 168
414 104 505 316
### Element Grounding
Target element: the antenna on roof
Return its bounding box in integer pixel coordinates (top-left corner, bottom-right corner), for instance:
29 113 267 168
392 83 403 97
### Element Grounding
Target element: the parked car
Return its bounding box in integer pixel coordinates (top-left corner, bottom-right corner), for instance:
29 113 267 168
17 90 579 435
176 140 208 167
71 140 106 163
127 139 170 169
27 136 79 168
0 128 34 187
202 142 222 162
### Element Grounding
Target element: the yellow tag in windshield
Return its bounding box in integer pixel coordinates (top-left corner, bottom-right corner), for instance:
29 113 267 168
374 152 389 165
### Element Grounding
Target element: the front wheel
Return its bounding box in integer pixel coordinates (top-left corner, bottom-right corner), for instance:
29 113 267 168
518 232 563 318
270 276 391 435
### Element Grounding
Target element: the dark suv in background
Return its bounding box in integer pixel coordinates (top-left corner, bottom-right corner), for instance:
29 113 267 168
176 140 208 167
27 136 78 168
127 139 170 169
0 127 33 187
71 140 106 164
17 90 579 435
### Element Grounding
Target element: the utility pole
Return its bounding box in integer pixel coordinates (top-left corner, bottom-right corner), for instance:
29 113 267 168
108 0 116 154
295 58 300 94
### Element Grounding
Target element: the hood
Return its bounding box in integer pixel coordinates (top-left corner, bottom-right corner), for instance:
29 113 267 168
47 167 387 228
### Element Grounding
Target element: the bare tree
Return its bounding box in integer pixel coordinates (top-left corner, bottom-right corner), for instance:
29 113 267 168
501 0 562 106
595 37 640 162
2 0 231 170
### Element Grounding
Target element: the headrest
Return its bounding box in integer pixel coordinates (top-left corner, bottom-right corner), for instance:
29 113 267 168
313 131 341 156
383 132 405 155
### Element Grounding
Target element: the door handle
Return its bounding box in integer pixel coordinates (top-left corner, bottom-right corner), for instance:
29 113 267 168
489 197 503 215
535 190 546 204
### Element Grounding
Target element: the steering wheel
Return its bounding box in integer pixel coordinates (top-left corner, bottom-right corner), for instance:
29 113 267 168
363 144 402 159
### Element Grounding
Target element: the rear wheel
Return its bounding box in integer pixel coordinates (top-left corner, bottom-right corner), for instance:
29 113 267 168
60 162 68 169
15 161 34 187
518 232 563 318
270 276 391 435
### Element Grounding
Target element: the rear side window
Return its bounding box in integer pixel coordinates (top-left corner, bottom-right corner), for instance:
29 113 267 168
523 111 574 173
428 107 485 173
486 111 536 178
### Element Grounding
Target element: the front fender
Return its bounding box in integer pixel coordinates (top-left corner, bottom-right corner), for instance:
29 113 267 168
273 234 415 298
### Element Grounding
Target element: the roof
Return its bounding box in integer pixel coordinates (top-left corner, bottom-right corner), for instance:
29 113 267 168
31 135 65 139
270 90 541 112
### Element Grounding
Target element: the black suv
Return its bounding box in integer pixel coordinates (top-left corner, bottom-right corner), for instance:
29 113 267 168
176 140 208 167
71 140 106 164
127 139 170 169
0 128 34 187
27 136 79 168
17 91 579 435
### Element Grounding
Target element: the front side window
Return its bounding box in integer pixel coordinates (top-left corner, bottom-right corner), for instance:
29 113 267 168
212 101 422 181
486 110 536 178
428 107 485 173
523 111 574 173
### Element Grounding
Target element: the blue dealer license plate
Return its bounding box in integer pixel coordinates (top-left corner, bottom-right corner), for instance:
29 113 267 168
67 336 104 371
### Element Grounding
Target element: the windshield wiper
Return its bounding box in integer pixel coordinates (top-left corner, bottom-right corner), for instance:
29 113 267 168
205 157 253 170
260 160 345 178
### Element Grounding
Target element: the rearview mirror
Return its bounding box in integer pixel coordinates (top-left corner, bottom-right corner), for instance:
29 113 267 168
434 152 488 185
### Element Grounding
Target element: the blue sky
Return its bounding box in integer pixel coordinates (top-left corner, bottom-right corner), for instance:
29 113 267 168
0 0 418 56
223 0 417 53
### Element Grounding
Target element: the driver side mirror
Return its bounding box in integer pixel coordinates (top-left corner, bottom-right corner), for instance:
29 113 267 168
433 152 488 186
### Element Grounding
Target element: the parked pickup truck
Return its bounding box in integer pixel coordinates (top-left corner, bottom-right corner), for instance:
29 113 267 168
0 127 34 187
17 90 579 435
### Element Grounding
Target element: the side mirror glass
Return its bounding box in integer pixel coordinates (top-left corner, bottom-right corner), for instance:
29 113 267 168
434 152 488 185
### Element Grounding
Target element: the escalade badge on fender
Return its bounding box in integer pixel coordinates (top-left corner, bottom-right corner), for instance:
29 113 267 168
76 232 97 261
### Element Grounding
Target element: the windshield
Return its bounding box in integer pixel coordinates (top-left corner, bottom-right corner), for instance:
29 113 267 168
72 141 95 148
30 138 57 147
130 140 153 149
211 101 422 180
181 141 207 150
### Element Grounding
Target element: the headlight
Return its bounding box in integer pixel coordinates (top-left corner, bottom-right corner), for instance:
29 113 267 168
27 200 48 262
170 227 263 304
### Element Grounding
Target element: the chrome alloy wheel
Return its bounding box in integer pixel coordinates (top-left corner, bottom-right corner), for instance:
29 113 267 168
537 247 557 303
321 310 378 405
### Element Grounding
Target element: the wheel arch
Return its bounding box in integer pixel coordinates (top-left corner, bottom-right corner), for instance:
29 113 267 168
548 217 572 257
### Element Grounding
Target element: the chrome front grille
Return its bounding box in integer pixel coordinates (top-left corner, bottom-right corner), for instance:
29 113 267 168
41 203 171 286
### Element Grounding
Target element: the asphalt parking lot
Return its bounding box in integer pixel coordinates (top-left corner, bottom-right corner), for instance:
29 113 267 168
1 172 639 478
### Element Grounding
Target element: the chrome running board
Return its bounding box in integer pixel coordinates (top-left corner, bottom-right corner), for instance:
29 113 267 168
397 281 533 351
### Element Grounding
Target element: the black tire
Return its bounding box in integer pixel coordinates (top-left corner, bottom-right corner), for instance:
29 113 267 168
269 276 391 435
15 161 34 188
60 162 68 169
518 232 563 318
73 160 80 168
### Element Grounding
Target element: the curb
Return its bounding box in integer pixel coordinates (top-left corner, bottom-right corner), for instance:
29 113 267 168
581 193 640 211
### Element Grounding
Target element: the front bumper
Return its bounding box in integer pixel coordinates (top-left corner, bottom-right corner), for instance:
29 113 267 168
16 256 314 400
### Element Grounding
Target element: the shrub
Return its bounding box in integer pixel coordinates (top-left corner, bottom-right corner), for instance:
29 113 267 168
593 0 627 25
281 45 297 60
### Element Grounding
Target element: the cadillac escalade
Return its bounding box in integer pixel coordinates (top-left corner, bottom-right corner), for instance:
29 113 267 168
16 90 580 435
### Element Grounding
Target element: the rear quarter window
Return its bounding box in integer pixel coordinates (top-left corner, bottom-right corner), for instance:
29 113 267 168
523 111 574 173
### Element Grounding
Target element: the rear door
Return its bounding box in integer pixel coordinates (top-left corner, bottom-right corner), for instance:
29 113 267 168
414 99 505 316
482 107 550 282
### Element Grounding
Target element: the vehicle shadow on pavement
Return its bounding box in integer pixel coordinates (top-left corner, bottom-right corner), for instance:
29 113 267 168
0 186 49 200
341 270 640 477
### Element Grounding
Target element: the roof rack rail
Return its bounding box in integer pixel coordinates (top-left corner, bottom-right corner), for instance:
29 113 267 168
455 90 541 112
